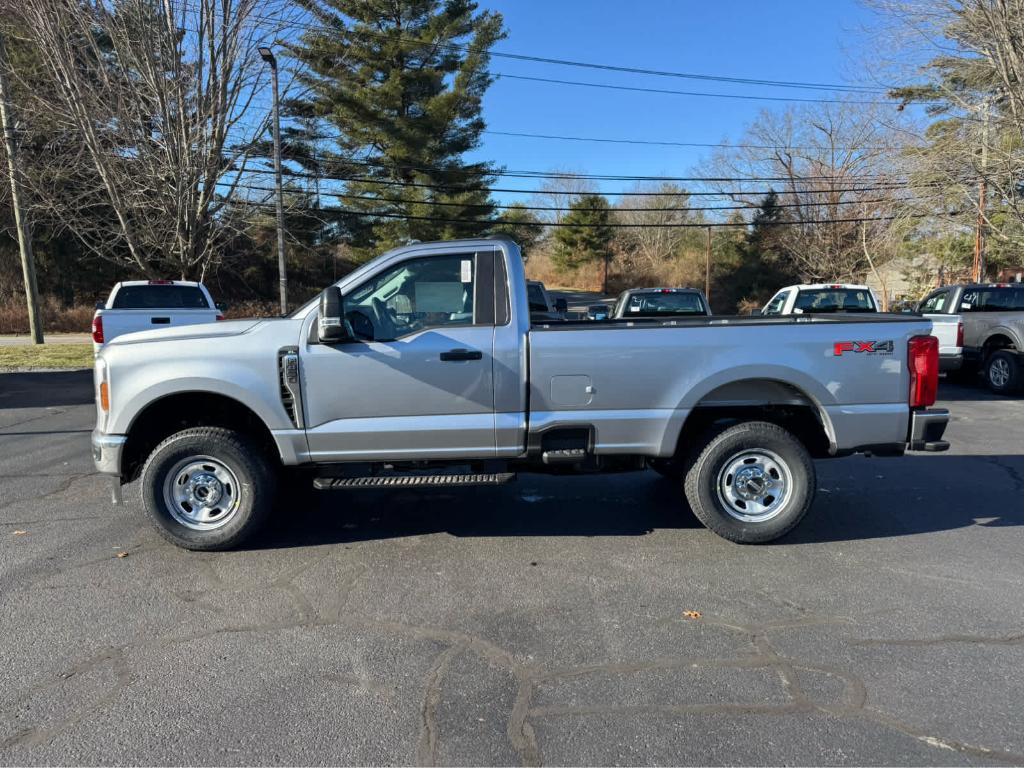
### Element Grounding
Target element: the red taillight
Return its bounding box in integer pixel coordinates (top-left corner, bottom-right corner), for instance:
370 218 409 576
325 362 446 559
956 321 964 348
148 279 173 285
908 335 938 408
216 314 225 321
91 315 104 344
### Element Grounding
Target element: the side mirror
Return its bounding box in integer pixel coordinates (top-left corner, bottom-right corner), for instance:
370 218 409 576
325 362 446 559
554 298 568 314
215 301 228 312
750 308 763 317
318 286 351 343
95 301 105 310
587 304 608 320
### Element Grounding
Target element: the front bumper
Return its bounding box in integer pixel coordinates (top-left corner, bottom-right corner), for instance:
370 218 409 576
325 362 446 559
92 430 127 476
907 408 950 452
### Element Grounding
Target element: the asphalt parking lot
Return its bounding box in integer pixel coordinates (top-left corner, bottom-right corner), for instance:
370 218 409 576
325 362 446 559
1 370 1023 766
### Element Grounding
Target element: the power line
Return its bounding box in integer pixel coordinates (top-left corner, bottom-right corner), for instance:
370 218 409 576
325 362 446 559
494 74 904 106
481 129 906 153
192 2 888 95
234 198 928 229
239 166 932 196
220 178 933 215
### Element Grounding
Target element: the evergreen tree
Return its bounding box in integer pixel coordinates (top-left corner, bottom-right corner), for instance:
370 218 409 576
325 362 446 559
491 203 542 257
738 191 799 305
552 194 614 273
288 0 506 261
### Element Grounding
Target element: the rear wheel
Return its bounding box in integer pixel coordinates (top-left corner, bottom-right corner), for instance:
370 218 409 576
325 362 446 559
985 350 1021 395
683 421 815 543
140 427 276 550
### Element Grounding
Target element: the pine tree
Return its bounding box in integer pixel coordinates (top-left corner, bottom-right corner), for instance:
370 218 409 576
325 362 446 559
288 0 505 260
738 191 799 304
552 194 614 274
491 203 542 257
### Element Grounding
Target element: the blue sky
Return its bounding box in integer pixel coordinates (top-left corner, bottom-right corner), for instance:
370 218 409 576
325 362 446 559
467 0 879 202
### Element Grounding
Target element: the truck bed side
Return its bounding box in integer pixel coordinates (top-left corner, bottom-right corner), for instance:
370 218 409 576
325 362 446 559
526 316 930 457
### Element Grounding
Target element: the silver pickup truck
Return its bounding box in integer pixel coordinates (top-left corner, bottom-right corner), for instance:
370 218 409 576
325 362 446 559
92 237 949 551
917 283 1024 394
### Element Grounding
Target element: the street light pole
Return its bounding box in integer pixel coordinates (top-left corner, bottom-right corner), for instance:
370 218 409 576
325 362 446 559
259 46 287 315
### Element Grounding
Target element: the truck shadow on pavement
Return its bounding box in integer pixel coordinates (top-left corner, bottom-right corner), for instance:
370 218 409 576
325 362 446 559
0 370 95 409
254 453 1024 549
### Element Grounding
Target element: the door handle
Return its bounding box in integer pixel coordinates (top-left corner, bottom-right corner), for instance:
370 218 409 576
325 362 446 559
440 348 482 362
151 317 170 324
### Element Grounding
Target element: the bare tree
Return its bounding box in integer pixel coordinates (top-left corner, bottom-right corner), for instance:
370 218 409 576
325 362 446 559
705 101 913 282
13 0 299 278
528 169 598 224
865 0 1024 258
613 182 703 272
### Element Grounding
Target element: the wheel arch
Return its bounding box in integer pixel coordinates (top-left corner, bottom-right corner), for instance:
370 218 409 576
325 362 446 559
121 390 280 483
668 374 836 459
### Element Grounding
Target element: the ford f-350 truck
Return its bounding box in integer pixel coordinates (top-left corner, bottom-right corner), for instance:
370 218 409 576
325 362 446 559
92 238 949 551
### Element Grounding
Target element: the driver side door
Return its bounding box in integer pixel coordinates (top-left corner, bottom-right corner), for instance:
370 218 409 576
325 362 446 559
301 250 499 462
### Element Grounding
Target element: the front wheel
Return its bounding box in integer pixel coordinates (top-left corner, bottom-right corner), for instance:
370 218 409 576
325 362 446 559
140 427 276 551
683 421 815 544
985 350 1021 395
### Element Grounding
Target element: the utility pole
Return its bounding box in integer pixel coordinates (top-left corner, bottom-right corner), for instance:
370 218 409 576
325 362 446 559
973 99 991 283
259 46 287 315
704 226 712 302
0 32 43 344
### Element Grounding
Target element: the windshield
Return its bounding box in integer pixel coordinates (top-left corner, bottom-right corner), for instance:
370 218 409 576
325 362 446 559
625 291 706 316
794 288 876 313
111 285 210 309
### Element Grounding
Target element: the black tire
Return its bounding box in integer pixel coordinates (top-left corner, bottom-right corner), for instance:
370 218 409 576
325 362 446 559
683 421 815 544
140 427 276 551
984 350 1021 395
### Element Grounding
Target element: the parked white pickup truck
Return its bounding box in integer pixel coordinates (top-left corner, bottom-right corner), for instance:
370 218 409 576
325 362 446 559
761 283 962 372
91 238 949 551
91 280 224 352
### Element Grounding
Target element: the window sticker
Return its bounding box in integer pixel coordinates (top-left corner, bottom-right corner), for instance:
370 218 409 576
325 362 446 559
461 259 472 283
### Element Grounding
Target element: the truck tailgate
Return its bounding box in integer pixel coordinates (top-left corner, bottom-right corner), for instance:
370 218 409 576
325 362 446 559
98 309 221 345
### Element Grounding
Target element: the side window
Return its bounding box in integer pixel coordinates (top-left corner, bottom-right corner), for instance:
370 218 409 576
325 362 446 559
344 254 476 341
960 290 981 312
920 291 948 314
763 291 789 316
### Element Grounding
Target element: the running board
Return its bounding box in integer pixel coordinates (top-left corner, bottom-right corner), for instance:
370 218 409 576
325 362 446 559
313 472 516 490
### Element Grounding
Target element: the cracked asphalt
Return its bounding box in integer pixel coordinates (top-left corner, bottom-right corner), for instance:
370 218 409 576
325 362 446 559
1 370 1023 766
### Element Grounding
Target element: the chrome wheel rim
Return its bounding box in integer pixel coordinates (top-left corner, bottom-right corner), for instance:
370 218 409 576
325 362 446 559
716 449 792 523
989 358 1010 388
162 455 241 531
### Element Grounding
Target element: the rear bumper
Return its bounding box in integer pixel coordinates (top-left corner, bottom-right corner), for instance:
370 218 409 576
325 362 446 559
92 430 127 476
907 408 950 452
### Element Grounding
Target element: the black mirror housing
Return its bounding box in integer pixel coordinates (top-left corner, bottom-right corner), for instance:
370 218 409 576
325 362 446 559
750 308 763 316
554 298 568 313
318 286 351 343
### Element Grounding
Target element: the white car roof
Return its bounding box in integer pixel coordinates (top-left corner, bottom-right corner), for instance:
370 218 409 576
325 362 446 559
784 283 871 291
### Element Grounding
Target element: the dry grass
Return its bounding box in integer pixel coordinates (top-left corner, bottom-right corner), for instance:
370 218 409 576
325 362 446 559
0 344 94 370
0 296 96 335
524 245 707 296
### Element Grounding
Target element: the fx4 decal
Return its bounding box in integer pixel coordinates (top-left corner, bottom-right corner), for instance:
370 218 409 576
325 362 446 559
833 340 894 356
